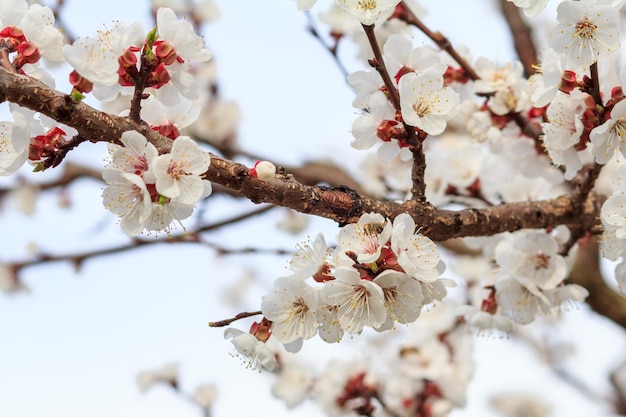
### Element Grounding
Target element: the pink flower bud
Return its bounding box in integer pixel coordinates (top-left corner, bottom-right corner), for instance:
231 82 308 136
249 160 276 181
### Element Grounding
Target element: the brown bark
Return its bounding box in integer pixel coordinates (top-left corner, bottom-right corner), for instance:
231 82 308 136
568 237 626 329
0 68 602 241
499 0 538 78
3 62 626 332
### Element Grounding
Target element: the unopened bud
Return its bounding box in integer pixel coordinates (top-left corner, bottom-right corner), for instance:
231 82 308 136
559 70 577 93
250 160 276 181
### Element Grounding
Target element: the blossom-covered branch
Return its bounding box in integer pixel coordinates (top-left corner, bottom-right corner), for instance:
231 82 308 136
0 66 602 240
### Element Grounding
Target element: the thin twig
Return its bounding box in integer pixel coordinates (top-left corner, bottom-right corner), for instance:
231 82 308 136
499 0 538 78
50 0 77 43
10 205 280 274
361 24 425 199
208 311 262 327
304 11 349 79
396 2 479 81
361 24 402 111
589 62 605 123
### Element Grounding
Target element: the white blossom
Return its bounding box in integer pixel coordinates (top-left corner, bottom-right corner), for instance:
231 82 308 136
143 200 195 233
102 171 153 236
156 7 211 62
63 22 142 86
456 305 514 337
347 69 383 108
494 230 567 292
224 328 276 371
19 4 64 61
190 99 241 147
192 384 218 409
0 107 30 176
507 0 550 17
271 356 314 408
105 130 158 175
541 90 589 179
373 269 424 328
336 211 391 264
0 1 63 62
335 0 402 26
601 188 626 238
320 266 387 334
590 99 626 164
351 90 398 158
139 96 201 132
136 363 178 391
473 58 524 94
399 67 460 136
552 0 620 67
317 303 344 343
153 136 211 204
495 276 547 324
390 213 441 283
528 48 571 107
289 233 330 279
261 277 319 345
383 34 444 85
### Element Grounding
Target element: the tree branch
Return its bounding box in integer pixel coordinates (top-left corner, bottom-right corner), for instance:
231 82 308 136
567 235 626 329
499 0 538 78
396 2 479 81
0 67 602 241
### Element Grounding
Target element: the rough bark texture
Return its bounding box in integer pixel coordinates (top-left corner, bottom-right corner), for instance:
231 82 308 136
1 54 624 333
0 67 602 241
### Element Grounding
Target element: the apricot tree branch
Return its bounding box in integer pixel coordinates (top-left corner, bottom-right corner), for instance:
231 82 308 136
567 235 626 330
9 205 279 274
499 0 538 78
395 2 479 81
0 67 602 242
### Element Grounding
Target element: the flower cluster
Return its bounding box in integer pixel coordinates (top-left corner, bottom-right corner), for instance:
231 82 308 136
492 230 587 324
224 319 276 372
456 229 588 335
0 0 64 77
350 34 460 162
0 104 78 176
255 212 451 352
268 304 473 416
62 7 211 103
102 130 211 235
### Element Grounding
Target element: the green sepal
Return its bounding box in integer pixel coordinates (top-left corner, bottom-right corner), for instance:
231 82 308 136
146 26 157 48
32 162 46 172
70 90 85 102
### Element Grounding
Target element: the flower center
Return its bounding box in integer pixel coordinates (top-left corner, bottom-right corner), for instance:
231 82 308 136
167 160 186 180
352 285 371 305
611 118 626 138
291 297 309 316
531 252 550 270
357 0 377 10
412 98 431 117
574 17 597 40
